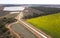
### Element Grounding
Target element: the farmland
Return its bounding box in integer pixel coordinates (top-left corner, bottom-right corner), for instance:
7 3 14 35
27 13 60 38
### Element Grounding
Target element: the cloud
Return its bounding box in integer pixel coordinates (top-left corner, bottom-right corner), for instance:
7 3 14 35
0 0 60 4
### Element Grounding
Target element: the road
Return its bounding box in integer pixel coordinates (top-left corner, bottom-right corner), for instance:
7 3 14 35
11 23 37 38
15 12 51 38
18 20 50 38
2 11 51 38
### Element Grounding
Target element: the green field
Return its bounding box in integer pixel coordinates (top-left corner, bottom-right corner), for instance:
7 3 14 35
27 13 60 38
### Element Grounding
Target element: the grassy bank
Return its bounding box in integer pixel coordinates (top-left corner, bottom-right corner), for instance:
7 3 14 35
27 13 60 38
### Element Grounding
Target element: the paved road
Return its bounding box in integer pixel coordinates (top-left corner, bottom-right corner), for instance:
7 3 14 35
18 20 49 38
16 12 50 38
11 23 37 38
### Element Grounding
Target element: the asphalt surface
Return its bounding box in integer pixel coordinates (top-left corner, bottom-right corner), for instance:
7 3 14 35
11 23 37 38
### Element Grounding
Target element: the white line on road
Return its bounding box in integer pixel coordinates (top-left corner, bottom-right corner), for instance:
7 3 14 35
19 20 48 38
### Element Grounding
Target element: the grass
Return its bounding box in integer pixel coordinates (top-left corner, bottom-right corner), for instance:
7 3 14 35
27 13 60 38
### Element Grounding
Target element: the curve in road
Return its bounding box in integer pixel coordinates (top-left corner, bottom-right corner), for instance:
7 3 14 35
11 23 37 38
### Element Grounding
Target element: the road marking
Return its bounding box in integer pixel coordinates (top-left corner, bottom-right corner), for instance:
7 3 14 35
19 20 48 38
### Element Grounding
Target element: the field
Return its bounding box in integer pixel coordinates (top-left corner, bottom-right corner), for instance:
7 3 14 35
27 13 60 38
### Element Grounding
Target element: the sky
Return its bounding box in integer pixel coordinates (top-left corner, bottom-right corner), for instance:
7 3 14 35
0 0 60 4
